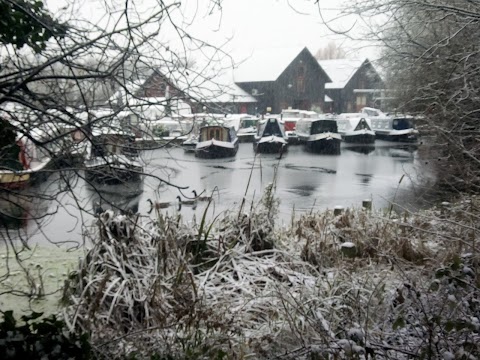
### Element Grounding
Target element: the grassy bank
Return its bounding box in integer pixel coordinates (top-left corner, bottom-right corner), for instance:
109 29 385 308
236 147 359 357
1 187 479 359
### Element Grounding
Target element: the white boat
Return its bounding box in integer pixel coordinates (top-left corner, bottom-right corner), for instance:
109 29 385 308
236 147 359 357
296 115 342 154
182 134 199 153
236 115 261 143
336 113 376 144
253 117 288 154
281 109 318 144
181 115 200 152
361 107 419 142
195 120 239 158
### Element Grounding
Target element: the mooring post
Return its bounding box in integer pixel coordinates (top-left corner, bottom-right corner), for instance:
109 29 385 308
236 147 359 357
362 199 372 211
334 205 344 216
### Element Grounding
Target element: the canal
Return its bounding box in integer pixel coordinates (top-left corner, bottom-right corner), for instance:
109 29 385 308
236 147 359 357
1 140 433 247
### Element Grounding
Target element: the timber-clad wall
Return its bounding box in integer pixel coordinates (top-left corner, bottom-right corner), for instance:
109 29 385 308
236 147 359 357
326 60 384 114
236 48 329 114
136 71 255 114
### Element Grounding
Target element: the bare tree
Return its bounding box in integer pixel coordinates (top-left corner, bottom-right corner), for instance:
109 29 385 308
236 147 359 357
343 0 480 192
314 40 347 60
0 0 235 307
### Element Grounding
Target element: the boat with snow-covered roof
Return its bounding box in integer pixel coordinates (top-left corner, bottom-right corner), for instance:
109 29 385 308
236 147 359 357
281 109 318 144
361 108 419 142
195 119 239 158
253 116 288 154
336 113 376 144
296 115 342 154
84 123 143 186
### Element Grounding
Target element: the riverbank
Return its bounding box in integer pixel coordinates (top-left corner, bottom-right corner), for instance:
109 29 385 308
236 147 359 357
54 188 478 359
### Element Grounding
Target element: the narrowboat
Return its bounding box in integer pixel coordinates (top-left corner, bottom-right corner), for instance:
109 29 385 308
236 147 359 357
296 115 342 154
336 114 376 144
0 118 54 189
369 115 419 142
360 107 419 142
281 109 318 144
182 118 200 153
84 126 143 186
195 121 239 158
236 115 261 143
253 117 288 154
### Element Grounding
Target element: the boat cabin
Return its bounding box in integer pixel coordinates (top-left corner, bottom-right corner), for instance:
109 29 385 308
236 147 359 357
257 117 285 138
297 117 338 136
90 130 137 159
370 116 415 132
336 117 372 133
199 125 236 143
239 116 260 131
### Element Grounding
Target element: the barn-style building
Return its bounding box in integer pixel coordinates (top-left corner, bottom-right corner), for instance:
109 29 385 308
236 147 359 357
234 47 331 114
318 59 384 114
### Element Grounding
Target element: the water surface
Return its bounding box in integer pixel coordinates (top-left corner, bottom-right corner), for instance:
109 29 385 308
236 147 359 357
1 141 432 246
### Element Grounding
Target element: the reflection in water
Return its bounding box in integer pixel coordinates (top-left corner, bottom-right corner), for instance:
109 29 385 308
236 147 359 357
0 183 51 244
0 191 32 229
286 184 318 197
344 145 376 155
284 163 337 174
86 181 144 215
1 140 434 246
356 173 373 186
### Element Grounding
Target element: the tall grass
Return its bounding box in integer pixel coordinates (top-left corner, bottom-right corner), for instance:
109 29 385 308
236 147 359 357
62 191 480 359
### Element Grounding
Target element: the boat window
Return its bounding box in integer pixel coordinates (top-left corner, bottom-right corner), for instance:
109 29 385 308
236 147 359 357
354 118 371 131
242 119 257 128
263 119 282 136
311 120 338 134
215 129 220 140
392 118 411 130
209 129 215 139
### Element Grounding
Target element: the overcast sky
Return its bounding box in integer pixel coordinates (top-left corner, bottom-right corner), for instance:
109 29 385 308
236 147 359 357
179 0 378 59
46 0 379 60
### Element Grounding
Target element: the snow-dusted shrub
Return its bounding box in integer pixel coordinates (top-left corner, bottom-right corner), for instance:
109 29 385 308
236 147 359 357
62 193 480 359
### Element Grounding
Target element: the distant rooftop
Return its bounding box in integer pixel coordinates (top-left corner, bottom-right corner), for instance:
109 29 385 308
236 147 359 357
318 59 367 89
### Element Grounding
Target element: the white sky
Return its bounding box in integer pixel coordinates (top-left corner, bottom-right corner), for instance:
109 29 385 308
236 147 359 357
45 0 380 60
178 0 379 59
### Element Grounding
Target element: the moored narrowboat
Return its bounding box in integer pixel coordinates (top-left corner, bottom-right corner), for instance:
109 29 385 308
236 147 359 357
336 114 376 144
296 115 342 154
253 117 288 154
195 121 239 158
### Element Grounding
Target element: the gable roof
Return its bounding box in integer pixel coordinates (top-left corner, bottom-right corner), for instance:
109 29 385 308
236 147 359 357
233 47 311 83
140 65 257 105
318 58 367 89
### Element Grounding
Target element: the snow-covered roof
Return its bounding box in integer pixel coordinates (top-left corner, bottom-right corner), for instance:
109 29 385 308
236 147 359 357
233 47 307 83
318 59 367 89
147 64 257 105
126 97 192 119
325 95 333 102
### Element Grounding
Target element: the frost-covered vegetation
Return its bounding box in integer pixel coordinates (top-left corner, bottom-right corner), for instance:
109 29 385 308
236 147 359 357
59 186 480 359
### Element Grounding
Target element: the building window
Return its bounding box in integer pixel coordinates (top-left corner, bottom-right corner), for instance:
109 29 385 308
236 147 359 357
356 95 367 106
296 66 305 93
296 77 305 93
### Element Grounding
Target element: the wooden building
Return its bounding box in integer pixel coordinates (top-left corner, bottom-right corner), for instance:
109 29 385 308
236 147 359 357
318 59 384 114
136 69 257 114
234 47 331 114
